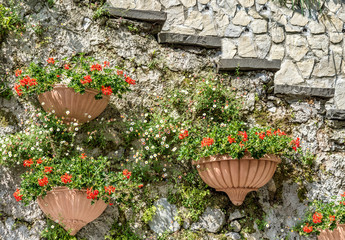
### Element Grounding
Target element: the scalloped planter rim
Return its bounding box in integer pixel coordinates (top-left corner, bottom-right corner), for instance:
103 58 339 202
192 153 281 206
318 224 345 240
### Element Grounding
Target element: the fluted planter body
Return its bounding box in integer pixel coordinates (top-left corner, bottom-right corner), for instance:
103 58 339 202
37 187 107 235
318 224 345 240
192 153 281 206
38 84 110 123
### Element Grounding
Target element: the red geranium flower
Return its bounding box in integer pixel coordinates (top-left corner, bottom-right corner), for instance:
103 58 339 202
44 166 53 173
125 76 136 85
14 84 22 96
104 61 110 67
15 69 22 77
13 189 23 201
38 176 48 186
61 173 72 184
179 130 189 140
117 70 123 75
81 153 87 159
303 223 313 233
64 64 70 70
104 186 116 195
86 187 99 199
123 169 132 179
36 158 43 164
201 137 214 147
290 138 301 151
238 131 248 142
47 58 55 64
23 159 34 167
90 63 102 71
80 75 92 84
329 215 335 222
138 184 144 188
228 135 236 144
259 133 265 140
312 212 323 224
101 86 112 95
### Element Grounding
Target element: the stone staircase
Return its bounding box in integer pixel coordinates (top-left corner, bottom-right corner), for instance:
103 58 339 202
105 5 344 121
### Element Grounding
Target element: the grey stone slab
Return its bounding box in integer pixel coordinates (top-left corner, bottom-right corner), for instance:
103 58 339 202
274 85 335 98
326 109 345 120
219 59 281 71
106 7 167 23
158 33 222 48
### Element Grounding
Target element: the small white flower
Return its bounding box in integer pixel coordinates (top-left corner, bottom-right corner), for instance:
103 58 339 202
145 161 148 164
172 147 177 152
145 146 149 150
41 102 45 105
51 225 54 229
165 144 169 148
266 224 270 228
130 127 133 131
52 110 55 113
66 111 70 115
150 155 153 159
75 128 79 131
153 154 157 157
213 104 216 108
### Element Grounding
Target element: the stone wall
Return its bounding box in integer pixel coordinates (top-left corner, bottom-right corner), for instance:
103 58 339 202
1 0 345 239
108 0 345 109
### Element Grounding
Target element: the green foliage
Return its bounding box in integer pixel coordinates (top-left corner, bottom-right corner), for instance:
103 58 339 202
276 0 324 13
13 55 135 99
142 205 157 223
46 0 55 8
0 78 13 99
41 219 81 240
105 222 141 240
0 111 74 166
0 2 25 41
168 184 210 221
93 6 109 20
298 192 345 235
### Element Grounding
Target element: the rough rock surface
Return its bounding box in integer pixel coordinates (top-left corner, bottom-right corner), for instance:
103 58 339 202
148 198 180 234
190 207 225 233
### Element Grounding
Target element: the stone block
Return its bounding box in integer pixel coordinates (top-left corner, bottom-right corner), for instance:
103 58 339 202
274 85 335 98
158 33 222 48
106 7 167 23
219 59 281 71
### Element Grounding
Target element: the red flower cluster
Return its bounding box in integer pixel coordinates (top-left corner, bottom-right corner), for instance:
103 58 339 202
238 131 248 142
138 184 144 188
47 58 55 64
179 130 189 140
273 129 286 136
123 169 132 179
81 153 87 159
290 138 301 151
19 75 37 87
104 61 110 67
303 223 313 233
104 186 116 195
341 192 345 197
90 64 102 71
101 86 112 95
329 215 335 222
61 173 72 184
36 158 43 164
64 64 70 70
259 133 265 140
15 69 22 77
125 75 136 85
23 159 34 167
227 135 236 144
13 189 23 202
117 70 123 75
14 84 22 96
44 166 53 173
201 137 214 147
38 176 48 186
80 75 92 84
312 212 323 224
87 188 99 199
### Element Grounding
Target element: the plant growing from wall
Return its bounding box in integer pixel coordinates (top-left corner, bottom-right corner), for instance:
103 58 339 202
0 1 25 42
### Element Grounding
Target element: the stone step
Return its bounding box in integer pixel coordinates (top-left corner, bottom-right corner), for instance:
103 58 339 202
219 59 281 71
106 7 167 23
274 85 335 98
157 33 222 48
326 110 345 120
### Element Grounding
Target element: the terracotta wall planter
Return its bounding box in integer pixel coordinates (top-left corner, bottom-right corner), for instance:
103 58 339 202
37 187 107 235
318 224 345 240
38 84 110 123
192 153 281 206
